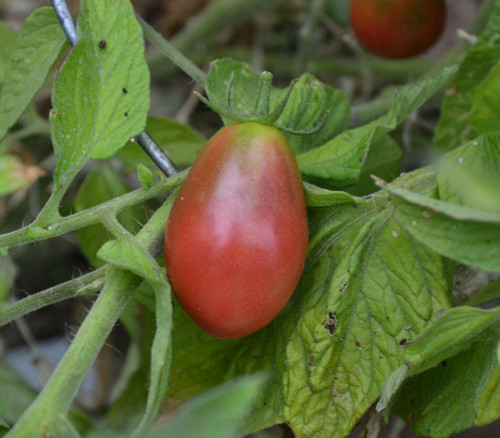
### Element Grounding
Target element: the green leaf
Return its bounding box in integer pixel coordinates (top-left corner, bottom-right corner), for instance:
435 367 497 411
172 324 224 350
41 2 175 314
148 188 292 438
303 182 359 208
97 239 163 289
272 73 350 154
50 0 149 188
376 364 409 412
437 136 500 214
0 361 37 427
434 2 500 150
0 22 16 86
380 180 500 273
347 135 403 196
297 65 457 189
119 117 205 171
97 196 176 438
0 155 45 196
466 277 500 307
137 164 154 188
404 306 500 374
392 328 500 437
149 375 265 438
0 256 15 305
0 7 68 141
165 168 451 438
470 65 500 136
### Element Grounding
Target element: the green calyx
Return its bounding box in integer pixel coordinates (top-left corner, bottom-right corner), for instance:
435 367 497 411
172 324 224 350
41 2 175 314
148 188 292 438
197 69 328 135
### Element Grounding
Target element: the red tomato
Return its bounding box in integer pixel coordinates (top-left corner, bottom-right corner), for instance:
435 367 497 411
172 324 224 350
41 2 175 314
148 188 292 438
349 0 446 59
164 122 308 339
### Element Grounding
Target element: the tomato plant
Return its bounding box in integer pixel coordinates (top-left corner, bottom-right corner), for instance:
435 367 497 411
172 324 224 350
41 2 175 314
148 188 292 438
165 122 308 339
349 0 447 58
1 1 500 438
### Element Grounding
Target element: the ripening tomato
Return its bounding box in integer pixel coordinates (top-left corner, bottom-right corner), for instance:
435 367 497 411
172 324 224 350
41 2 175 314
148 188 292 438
349 0 446 59
164 122 308 339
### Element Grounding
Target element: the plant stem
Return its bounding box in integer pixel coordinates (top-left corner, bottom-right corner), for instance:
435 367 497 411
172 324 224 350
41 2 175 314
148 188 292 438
0 170 186 250
4 192 176 437
0 268 105 328
5 267 140 438
137 15 207 88
171 0 286 57
295 0 326 76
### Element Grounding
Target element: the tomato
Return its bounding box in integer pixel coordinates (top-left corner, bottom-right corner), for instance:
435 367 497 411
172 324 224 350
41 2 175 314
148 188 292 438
349 0 446 59
164 122 308 339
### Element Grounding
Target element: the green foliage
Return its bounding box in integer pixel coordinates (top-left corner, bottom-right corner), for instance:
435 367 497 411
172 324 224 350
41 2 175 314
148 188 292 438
434 0 500 150
50 0 149 188
393 327 500 437
0 0 499 438
381 179 500 273
165 169 451 438
119 116 206 171
471 64 500 136
437 136 500 213
204 58 350 154
0 362 37 427
297 65 457 188
0 155 41 196
74 168 141 268
151 375 266 438
0 7 68 141
0 22 16 86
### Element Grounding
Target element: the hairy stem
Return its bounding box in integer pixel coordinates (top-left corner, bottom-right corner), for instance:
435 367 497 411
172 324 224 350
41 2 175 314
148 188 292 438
137 15 207 87
5 193 177 437
0 268 105 328
5 267 140 438
0 170 186 250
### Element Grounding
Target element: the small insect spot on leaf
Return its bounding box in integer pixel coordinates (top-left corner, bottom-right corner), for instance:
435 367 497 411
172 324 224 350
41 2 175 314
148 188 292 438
339 282 348 295
98 40 106 49
392 229 400 237
50 109 57 116
124 112 128 117
405 325 412 331
411 221 417 226
308 355 315 366
422 210 430 219
399 338 408 349
123 87 128 94
458 156 463 164
324 311 337 335
355 340 361 347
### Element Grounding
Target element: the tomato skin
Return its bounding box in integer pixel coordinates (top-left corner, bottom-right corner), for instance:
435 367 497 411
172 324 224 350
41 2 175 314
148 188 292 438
349 0 446 59
164 122 308 339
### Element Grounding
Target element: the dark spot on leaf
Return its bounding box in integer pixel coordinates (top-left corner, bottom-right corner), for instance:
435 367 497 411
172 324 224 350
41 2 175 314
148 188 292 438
124 112 128 117
355 340 361 347
399 338 408 349
339 282 348 295
308 355 315 366
324 311 337 335
99 40 106 49
123 87 128 94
